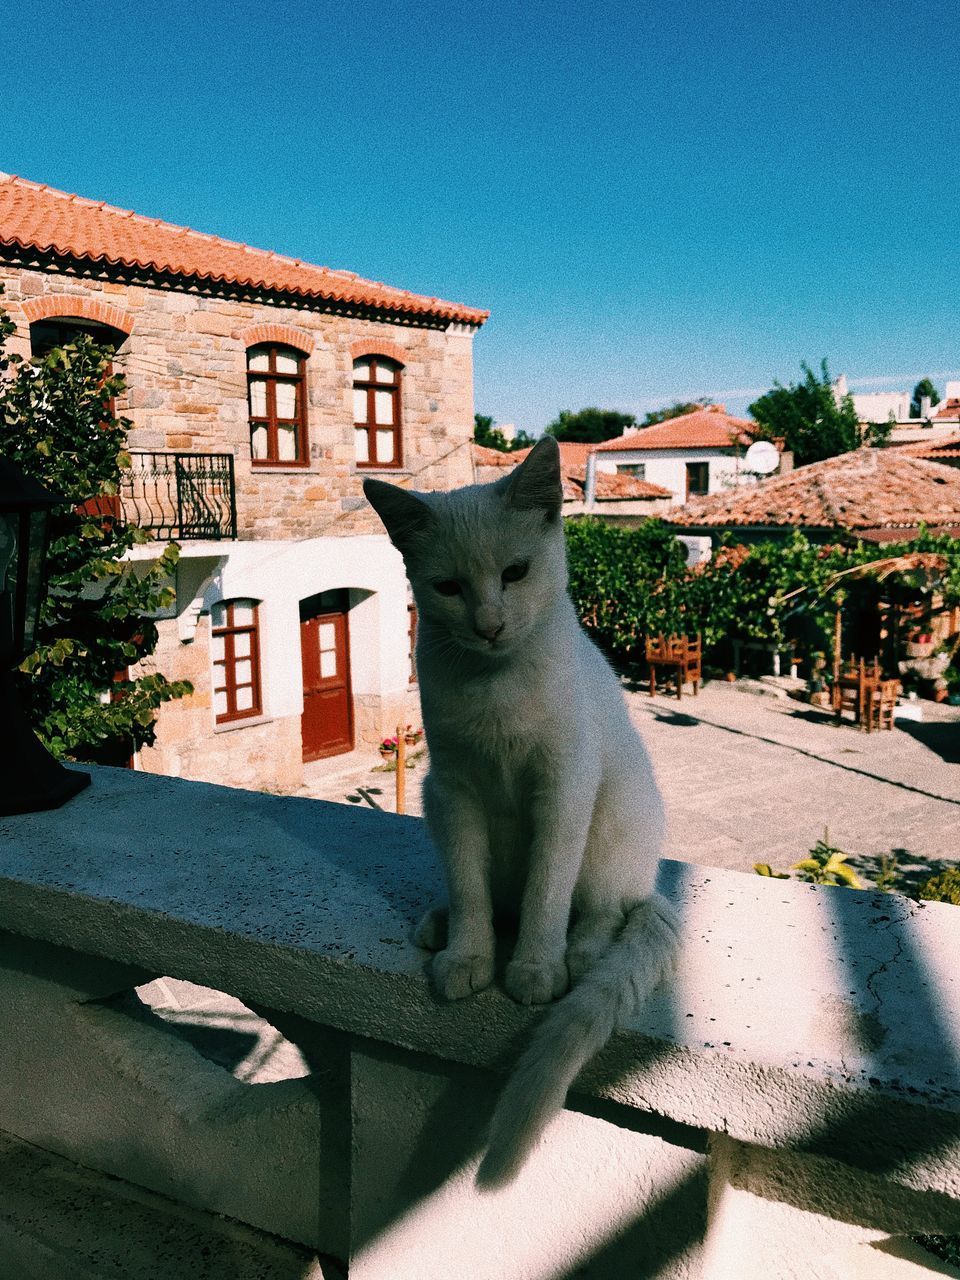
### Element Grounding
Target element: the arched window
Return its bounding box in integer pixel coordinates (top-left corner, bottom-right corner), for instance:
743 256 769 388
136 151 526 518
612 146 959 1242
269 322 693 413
247 345 308 466
30 317 128 525
353 355 402 468
211 599 262 723
29 317 128 359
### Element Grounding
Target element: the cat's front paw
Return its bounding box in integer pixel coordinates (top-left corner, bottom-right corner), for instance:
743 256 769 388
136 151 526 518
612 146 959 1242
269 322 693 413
432 949 494 1000
415 905 448 952
505 957 568 1005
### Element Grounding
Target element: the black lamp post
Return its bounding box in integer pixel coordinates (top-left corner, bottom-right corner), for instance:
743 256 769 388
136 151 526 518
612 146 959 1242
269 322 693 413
0 456 90 815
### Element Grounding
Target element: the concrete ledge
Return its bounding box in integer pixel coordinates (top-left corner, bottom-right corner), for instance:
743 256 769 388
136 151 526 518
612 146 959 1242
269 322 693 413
2 766 960 1212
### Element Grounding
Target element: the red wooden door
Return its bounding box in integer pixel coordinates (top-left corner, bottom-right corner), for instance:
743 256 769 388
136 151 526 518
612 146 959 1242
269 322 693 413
300 591 353 761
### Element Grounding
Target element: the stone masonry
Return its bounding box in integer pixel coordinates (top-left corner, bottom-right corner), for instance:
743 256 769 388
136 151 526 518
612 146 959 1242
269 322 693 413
0 250 480 791
0 263 478 538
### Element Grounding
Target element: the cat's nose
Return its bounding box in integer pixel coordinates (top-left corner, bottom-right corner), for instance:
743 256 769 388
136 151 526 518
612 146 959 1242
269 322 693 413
474 621 504 642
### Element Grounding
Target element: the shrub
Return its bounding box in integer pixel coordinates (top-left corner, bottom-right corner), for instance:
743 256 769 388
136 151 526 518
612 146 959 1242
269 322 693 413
918 869 960 906
0 299 192 761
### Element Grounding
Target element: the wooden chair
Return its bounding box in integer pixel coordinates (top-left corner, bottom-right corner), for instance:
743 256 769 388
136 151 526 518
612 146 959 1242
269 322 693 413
833 657 883 731
646 632 701 700
867 679 899 732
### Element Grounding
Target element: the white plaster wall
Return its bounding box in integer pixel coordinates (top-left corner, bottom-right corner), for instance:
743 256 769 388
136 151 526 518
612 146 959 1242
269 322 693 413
141 535 410 722
596 449 751 505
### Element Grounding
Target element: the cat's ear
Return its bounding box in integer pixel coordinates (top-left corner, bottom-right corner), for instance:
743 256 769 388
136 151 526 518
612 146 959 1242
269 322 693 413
500 435 563 518
363 478 434 552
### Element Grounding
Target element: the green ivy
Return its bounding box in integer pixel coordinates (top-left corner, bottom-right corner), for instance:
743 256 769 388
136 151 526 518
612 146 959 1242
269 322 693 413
0 296 192 762
565 517 960 675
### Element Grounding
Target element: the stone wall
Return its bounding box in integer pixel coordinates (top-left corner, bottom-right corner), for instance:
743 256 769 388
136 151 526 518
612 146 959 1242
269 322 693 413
0 262 478 540
0 259 477 784
134 614 301 792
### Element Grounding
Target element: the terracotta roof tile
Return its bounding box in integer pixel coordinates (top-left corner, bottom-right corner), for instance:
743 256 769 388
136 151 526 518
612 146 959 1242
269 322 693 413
932 399 960 420
895 434 960 461
471 441 669 500
595 407 755 453
472 444 518 467
0 173 488 326
666 448 960 534
564 466 671 501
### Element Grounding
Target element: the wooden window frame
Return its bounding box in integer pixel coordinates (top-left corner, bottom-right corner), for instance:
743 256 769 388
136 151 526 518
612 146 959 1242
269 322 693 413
212 600 263 724
353 356 403 469
407 602 418 684
247 344 309 468
685 461 710 500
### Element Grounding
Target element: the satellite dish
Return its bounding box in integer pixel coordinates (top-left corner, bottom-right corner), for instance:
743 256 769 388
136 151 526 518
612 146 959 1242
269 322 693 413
744 440 780 474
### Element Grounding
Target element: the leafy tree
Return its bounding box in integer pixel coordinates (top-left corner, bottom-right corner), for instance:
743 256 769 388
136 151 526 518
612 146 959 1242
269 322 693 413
565 518 960 678
640 400 707 428
474 413 533 452
510 429 538 450
862 411 895 449
0 302 192 763
564 519 687 666
473 413 511 452
748 360 860 466
546 407 636 444
911 378 941 419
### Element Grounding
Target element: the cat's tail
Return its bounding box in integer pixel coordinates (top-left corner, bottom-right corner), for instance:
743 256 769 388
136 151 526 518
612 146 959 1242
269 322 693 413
476 894 679 1188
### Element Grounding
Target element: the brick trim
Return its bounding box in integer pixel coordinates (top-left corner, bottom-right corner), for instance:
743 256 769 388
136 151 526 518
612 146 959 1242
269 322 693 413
350 337 407 366
239 323 315 355
21 295 133 334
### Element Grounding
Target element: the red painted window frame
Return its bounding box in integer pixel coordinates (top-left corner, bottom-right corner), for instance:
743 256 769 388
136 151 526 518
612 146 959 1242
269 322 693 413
212 600 263 724
247 344 309 468
407 602 418 684
353 355 403 469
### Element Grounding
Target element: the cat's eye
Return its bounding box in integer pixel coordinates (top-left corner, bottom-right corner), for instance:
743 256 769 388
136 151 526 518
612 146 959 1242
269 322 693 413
434 579 462 596
501 562 529 585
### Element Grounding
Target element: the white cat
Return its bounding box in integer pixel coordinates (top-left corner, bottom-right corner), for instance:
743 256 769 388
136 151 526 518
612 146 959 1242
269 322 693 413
364 436 678 1185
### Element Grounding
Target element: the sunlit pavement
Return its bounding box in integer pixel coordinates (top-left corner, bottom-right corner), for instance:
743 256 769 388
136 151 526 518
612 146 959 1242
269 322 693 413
297 682 959 888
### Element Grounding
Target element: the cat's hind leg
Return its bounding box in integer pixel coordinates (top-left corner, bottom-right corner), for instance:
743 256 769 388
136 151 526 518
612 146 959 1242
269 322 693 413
566 909 623 982
415 905 448 951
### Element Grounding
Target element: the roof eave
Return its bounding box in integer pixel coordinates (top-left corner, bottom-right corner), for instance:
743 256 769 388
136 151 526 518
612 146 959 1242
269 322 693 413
0 241 489 329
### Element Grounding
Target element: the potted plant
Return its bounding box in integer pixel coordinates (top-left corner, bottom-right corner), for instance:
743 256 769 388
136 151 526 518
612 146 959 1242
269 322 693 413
379 737 398 762
403 725 423 747
905 632 935 659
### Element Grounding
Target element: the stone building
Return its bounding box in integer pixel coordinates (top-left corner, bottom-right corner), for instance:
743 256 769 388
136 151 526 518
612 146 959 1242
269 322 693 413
0 172 488 791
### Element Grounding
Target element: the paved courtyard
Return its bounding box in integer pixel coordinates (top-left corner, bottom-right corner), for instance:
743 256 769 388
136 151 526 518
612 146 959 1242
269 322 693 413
301 682 960 891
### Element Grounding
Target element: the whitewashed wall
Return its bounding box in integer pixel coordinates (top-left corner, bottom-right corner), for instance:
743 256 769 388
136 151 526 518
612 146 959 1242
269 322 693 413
596 448 754 505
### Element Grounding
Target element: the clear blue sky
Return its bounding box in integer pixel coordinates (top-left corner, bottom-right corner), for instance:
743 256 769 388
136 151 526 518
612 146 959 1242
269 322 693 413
4 0 959 432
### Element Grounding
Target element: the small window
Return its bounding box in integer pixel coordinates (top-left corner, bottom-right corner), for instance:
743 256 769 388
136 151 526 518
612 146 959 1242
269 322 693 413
685 462 709 499
354 356 402 468
30 317 127 359
247 345 308 466
211 599 262 723
408 603 418 684
617 463 646 479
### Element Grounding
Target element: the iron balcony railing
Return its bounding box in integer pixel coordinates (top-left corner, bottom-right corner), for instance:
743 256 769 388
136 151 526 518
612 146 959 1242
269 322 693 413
121 452 237 541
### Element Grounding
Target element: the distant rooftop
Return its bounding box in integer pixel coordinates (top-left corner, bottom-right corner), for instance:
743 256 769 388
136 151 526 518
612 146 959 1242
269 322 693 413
472 441 670 501
666 447 960 540
895 433 960 461
596 405 754 453
0 173 488 326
